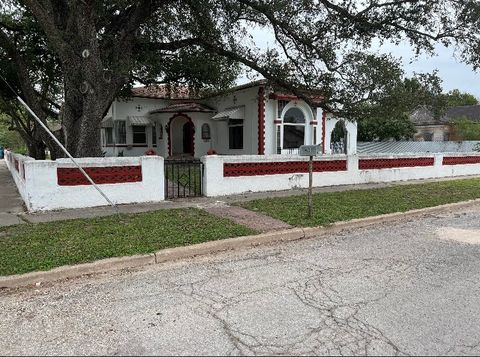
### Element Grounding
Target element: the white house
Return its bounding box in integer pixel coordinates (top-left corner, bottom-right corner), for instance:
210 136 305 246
100 80 357 158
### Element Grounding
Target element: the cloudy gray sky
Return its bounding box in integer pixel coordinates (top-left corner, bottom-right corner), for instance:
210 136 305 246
378 42 480 98
242 28 480 99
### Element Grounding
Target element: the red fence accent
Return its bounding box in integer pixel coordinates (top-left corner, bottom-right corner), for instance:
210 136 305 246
257 86 265 155
359 157 434 170
57 166 142 186
224 160 347 177
442 156 480 165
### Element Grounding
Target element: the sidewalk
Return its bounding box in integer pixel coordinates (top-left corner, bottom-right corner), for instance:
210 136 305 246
0 160 26 226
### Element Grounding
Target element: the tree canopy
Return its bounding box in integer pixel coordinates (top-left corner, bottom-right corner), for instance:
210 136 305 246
444 89 479 108
358 73 445 141
1 0 480 156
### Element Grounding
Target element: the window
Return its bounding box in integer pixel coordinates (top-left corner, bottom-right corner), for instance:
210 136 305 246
114 120 126 144
132 126 147 144
159 124 163 140
423 132 433 141
202 123 211 140
152 123 157 146
283 107 305 149
228 119 243 149
105 128 113 145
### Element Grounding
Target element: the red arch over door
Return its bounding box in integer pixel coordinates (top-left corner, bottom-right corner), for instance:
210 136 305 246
167 114 195 157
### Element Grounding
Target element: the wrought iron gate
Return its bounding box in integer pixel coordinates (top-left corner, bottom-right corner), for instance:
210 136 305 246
164 159 203 198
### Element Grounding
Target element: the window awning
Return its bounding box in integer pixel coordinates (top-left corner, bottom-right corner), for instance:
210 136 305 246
211 106 245 121
128 116 152 126
100 116 113 128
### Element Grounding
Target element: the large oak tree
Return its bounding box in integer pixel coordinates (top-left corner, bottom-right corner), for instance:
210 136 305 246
1 0 480 157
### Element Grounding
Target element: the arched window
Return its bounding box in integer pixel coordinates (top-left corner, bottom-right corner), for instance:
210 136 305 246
201 123 211 140
283 107 305 149
330 120 346 154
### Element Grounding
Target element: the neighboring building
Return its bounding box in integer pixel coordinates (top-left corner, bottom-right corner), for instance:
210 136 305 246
100 80 358 158
411 105 480 141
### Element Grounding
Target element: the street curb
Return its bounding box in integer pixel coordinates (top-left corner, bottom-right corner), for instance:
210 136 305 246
0 254 155 289
2 198 480 289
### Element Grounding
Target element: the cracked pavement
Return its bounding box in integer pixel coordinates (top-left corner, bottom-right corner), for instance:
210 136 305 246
2 206 480 355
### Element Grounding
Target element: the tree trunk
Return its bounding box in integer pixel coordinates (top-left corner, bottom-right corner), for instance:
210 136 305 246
61 78 110 158
27 140 46 160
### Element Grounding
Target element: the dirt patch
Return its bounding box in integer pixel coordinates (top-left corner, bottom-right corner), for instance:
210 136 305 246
436 227 480 245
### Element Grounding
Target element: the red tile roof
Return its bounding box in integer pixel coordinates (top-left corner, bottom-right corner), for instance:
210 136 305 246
150 102 215 114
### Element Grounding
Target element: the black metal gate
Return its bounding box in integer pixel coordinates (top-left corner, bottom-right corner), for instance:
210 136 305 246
164 159 203 198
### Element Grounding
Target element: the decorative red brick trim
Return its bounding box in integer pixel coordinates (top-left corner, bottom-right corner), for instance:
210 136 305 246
167 114 195 157
258 86 265 155
57 166 142 186
310 121 318 125
224 160 347 177
443 156 480 165
321 111 326 153
14 158 19 172
359 158 434 170
274 119 282 124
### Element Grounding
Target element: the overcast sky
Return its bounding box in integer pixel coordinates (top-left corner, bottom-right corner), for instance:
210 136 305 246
241 28 480 99
378 42 480 99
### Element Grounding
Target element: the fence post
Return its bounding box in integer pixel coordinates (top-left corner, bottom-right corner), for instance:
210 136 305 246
141 156 165 201
201 155 223 197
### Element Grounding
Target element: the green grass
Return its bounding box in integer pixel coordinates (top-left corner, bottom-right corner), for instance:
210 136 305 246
0 208 255 276
239 178 480 227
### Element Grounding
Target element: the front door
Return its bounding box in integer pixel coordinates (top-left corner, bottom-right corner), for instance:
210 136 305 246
183 121 194 155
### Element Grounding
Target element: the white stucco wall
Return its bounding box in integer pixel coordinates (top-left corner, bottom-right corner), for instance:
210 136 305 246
201 152 480 197
102 97 169 157
4 151 34 206
102 86 354 158
204 86 261 155
5 153 164 211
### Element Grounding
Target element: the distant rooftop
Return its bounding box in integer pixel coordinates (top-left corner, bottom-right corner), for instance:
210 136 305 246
411 105 480 126
358 141 480 154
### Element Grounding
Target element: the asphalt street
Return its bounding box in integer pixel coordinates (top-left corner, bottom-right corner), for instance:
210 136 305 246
2 206 480 355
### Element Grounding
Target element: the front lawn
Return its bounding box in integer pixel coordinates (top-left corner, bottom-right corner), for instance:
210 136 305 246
0 208 255 276
239 178 480 227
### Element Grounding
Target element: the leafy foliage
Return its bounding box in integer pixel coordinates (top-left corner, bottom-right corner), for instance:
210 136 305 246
450 117 480 140
358 73 444 141
0 114 26 152
444 89 479 108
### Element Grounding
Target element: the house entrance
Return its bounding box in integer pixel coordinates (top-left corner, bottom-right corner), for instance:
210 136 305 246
169 115 194 157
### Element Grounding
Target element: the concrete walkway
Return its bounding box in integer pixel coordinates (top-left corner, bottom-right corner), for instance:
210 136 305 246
203 201 292 233
0 160 25 226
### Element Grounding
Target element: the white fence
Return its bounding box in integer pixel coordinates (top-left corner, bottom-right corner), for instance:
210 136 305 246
4 150 164 211
5 149 480 212
201 153 480 197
